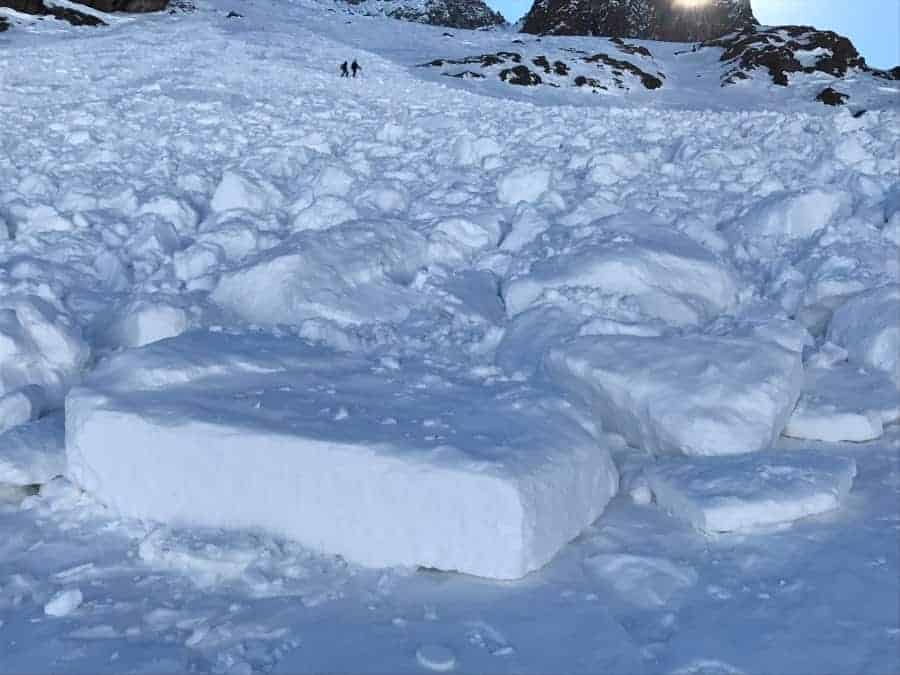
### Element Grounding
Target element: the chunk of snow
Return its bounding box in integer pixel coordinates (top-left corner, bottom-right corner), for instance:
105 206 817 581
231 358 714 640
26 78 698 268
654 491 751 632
212 223 427 328
646 451 857 533
44 588 83 617
728 189 851 244
784 362 899 443
503 220 739 325
291 196 358 232
827 285 900 383
0 297 90 408
496 166 551 206
416 644 457 672
210 171 273 214
546 334 803 456
0 386 46 435
0 413 64 486
107 301 189 349
66 331 619 580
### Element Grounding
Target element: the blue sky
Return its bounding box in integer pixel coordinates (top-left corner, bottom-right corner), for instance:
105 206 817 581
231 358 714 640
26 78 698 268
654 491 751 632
486 0 899 69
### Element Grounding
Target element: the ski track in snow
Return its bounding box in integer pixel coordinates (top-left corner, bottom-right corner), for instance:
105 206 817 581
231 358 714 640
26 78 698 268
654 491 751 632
0 0 899 672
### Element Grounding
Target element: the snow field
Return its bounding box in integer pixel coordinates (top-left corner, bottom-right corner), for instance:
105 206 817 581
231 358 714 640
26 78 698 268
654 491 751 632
0 0 897 590
66 331 619 579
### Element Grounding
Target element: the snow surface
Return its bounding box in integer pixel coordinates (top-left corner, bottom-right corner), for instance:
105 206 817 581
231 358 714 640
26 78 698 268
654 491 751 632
0 0 898 671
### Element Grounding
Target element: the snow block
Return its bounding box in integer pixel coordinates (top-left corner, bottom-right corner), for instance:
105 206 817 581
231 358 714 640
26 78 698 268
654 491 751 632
66 331 619 580
503 221 738 326
828 285 900 383
646 451 857 533
546 334 804 456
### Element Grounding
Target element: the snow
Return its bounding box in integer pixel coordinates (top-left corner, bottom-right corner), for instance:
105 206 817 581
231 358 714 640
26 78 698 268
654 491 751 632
66 331 619 580
44 587 83 617
416 644 458 672
827 284 900 383
546 333 804 456
0 0 897 670
646 451 858 532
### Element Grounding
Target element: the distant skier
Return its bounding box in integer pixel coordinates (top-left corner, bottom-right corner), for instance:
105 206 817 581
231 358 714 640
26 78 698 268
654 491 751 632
351 60 361 78
340 61 349 78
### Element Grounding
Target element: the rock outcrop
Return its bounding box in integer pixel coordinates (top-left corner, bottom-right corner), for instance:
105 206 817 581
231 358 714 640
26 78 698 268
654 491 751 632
704 25 900 86
345 0 504 30
1 0 105 25
521 0 755 41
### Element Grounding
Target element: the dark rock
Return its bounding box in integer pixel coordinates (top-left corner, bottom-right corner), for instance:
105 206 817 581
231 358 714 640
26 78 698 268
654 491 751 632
384 0 504 30
521 0 755 42
442 31 454 36
0 16 8 30
73 0 167 11
500 65 542 85
610 36 651 57
816 87 849 106
553 60 569 75
1 0 105 25
445 70 485 79
226 10 242 17
583 51 663 89
852 109 867 118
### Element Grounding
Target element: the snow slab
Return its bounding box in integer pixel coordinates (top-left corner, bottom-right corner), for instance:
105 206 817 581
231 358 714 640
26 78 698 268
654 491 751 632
65 331 619 580
784 362 900 443
546 334 804 456
827 285 900 384
646 451 857 533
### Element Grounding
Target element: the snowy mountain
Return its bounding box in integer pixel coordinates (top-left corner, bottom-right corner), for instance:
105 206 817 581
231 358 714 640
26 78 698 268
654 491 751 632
1 0 899 672
521 0 756 41
337 0 505 29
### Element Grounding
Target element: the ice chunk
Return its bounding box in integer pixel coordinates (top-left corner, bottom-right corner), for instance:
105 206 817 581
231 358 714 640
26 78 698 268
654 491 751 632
210 171 276 214
784 362 899 443
729 189 851 244
828 285 900 383
66 331 619 580
0 412 64 485
503 220 738 325
212 222 427 328
546 334 803 456
584 554 698 608
107 300 189 348
646 451 857 533
496 166 551 206
0 296 90 408
44 588 83 617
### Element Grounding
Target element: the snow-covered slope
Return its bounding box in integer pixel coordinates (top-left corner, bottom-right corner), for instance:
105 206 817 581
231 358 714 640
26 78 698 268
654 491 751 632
0 1 898 672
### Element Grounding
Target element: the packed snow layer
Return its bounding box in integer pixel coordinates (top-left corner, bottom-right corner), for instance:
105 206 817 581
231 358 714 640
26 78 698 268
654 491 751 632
546 334 804 456
66 331 619 580
646 451 857 533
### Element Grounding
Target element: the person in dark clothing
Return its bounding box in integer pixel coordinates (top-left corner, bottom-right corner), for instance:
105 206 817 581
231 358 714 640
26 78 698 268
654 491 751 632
351 60 360 78
340 61 349 77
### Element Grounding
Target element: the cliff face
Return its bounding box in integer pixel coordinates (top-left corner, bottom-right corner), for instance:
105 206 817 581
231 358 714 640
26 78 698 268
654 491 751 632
521 0 756 42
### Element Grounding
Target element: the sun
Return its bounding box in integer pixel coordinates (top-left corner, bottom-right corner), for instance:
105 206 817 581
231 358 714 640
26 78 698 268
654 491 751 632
673 0 712 8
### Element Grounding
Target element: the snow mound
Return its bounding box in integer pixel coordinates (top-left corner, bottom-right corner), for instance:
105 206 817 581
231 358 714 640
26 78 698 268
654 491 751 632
503 218 739 325
66 331 619 580
546 334 803 456
646 451 857 533
212 222 428 328
827 285 900 383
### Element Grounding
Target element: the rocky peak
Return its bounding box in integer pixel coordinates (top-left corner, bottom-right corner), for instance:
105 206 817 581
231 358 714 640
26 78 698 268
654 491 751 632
521 0 756 41
344 0 505 30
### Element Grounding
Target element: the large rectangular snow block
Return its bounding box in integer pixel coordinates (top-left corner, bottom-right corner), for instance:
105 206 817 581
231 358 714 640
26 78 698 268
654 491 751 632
65 331 618 580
